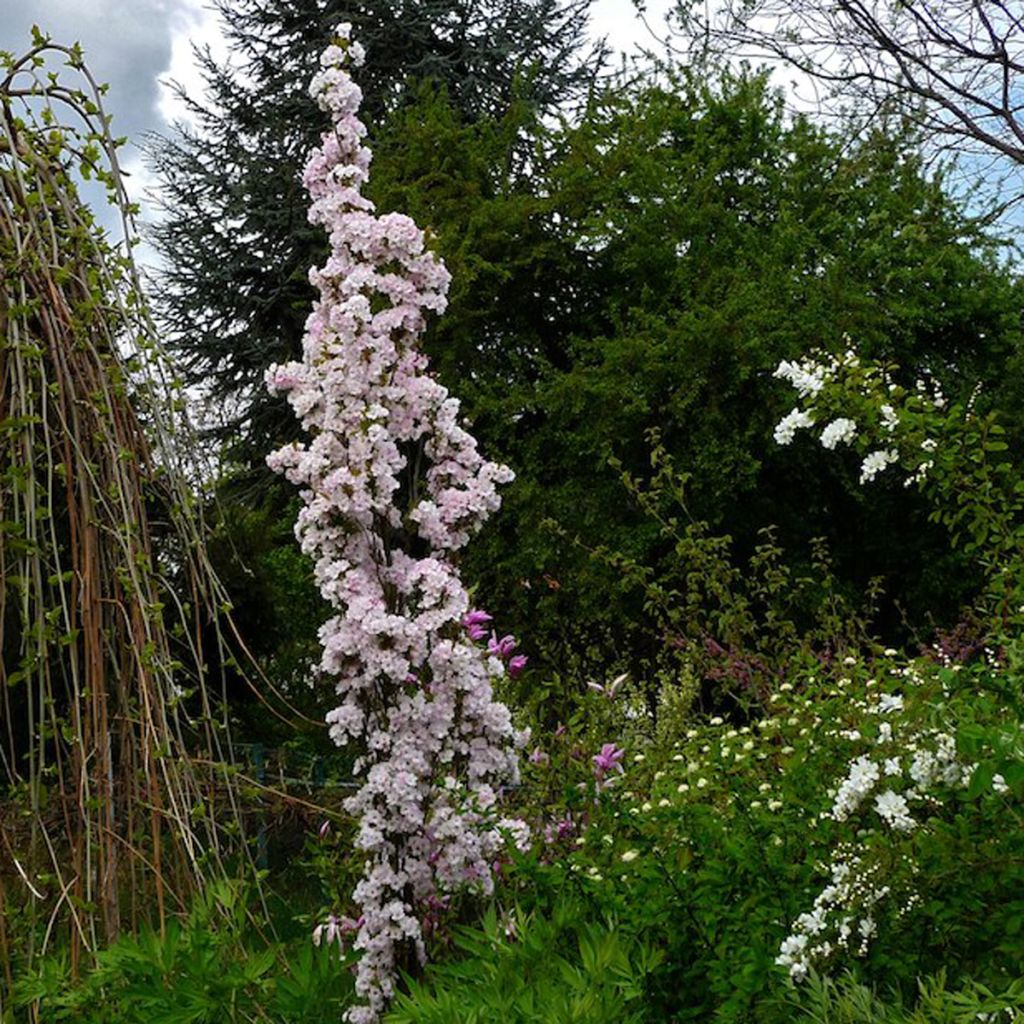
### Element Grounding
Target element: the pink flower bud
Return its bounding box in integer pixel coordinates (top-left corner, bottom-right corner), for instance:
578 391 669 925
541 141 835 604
508 654 528 677
488 633 517 659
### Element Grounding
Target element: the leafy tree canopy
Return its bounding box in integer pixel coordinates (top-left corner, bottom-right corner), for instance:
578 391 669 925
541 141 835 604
445 67 1024 671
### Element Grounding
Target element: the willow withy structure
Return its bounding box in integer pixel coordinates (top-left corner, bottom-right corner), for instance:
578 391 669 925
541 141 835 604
0 36 253 988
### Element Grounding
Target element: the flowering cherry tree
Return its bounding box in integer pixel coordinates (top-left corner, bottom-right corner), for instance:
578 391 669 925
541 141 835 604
266 26 527 1022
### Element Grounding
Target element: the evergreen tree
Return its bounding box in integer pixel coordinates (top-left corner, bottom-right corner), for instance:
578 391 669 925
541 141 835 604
149 0 605 472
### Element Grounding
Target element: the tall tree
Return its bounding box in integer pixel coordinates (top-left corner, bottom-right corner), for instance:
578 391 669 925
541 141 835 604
456 66 1024 673
149 0 605 474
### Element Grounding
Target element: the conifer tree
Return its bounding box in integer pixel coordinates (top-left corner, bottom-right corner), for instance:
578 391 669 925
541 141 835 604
149 0 604 472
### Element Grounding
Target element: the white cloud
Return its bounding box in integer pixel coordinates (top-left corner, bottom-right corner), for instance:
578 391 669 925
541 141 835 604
158 0 229 128
590 0 676 56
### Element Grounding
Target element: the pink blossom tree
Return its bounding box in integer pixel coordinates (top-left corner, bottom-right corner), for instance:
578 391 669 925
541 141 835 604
266 25 528 1023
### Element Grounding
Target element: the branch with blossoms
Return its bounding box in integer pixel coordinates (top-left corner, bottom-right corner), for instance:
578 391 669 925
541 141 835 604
773 346 1024 627
772 346 950 486
777 682 985 982
266 25 528 1023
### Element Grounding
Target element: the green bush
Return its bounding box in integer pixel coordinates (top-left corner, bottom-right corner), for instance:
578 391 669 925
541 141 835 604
386 902 661 1023
791 972 1024 1023
11 881 355 1023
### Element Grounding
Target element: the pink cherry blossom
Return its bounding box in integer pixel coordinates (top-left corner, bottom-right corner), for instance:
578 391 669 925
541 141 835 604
267 25 526 1022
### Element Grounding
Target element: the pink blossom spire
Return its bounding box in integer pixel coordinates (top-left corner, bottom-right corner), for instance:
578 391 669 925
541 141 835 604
266 25 527 1023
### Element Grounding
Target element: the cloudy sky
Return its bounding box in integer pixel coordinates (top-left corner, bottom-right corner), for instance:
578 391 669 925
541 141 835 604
0 0 674 244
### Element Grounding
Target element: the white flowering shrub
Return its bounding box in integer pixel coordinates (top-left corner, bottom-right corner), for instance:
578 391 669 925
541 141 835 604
777 686 979 981
438 637 1024 1023
773 345 1024 627
772 347 947 486
266 26 527 1022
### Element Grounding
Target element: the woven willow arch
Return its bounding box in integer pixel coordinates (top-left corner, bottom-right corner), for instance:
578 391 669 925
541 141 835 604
0 33 259 984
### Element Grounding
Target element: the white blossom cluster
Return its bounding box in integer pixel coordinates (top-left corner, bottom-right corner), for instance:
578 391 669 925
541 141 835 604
779 688 979 980
776 845 890 981
774 356 833 398
859 448 898 483
771 347 950 486
827 715 972 829
773 408 815 446
819 417 857 450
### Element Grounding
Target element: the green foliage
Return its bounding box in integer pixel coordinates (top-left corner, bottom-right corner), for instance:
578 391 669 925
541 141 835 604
792 972 1024 1023
386 902 661 1023
202 497 325 737
488 645 1024 1023
774 351 1024 629
461 65 1024 671
543 433 878 709
477 360 1024 1017
11 882 355 1023
153 11 1024 695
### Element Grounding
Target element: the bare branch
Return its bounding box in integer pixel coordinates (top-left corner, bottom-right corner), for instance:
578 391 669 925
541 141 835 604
668 0 1024 181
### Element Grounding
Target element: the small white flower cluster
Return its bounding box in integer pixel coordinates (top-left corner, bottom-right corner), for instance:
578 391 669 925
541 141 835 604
819 417 858 450
903 435 937 487
914 376 946 409
830 755 879 821
773 352 865 455
776 845 888 980
873 789 915 831
772 347 952 489
774 408 815 446
781 690 979 981
859 448 898 484
828 719 972 829
774 357 830 398
908 732 971 791
873 693 904 714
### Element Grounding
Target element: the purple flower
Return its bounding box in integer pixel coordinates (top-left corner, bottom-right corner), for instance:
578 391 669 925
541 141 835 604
529 747 548 765
488 633 517 659
508 654 528 677
592 743 625 777
542 814 575 845
318 819 331 840
462 610 493 641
